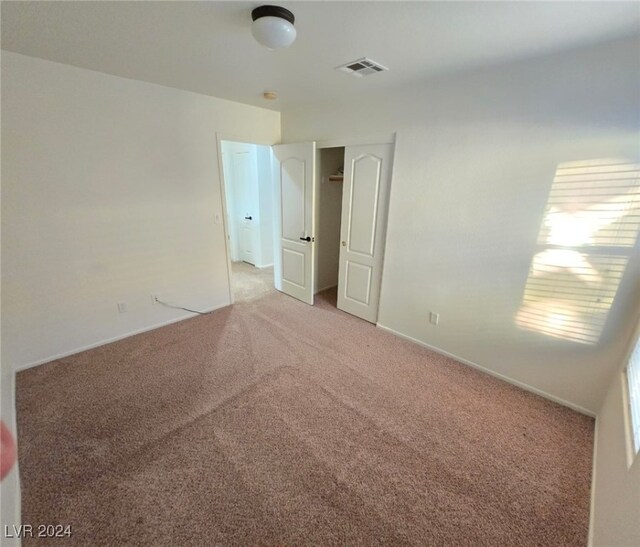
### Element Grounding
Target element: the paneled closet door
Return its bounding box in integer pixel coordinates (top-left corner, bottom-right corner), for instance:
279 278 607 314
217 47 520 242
272 142 316 305
337 143 393 323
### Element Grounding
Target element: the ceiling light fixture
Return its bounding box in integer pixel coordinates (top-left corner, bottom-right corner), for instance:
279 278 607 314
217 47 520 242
251 5 296 50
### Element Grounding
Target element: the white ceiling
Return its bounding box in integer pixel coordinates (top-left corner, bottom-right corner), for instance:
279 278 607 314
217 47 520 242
2 1 639 111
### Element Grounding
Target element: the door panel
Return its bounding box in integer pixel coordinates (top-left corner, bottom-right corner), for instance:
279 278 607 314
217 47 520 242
273 142 316 305
281 158 306 241
345 261 372 304
232 150 257 265
241 218 253 264
282 248 306 287
338 143 393 323
348 155 381 256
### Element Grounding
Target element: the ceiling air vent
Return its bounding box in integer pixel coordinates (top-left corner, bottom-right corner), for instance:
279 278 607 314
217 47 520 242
335 57 388 78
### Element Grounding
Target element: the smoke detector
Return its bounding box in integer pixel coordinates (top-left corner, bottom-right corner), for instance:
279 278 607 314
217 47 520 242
335 57 388 78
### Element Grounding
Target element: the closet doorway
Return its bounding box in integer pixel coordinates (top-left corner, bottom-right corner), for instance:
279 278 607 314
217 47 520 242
229 135 394 322
314 147 345 307
314 142 394 323
220 140 275 302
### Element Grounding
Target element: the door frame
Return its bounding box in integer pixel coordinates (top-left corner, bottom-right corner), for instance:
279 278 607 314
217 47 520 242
316 133 397 323
316 133 396 149
215 132 278 305
216 131 398 311
336 142 394 323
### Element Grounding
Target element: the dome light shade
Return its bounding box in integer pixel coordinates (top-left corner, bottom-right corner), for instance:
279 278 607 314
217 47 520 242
251 6 296 50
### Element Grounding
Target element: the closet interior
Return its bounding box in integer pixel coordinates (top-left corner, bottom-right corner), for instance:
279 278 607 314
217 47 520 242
314 147 345 297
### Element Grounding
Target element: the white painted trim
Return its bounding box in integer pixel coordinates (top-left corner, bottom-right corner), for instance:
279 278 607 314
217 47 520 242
621 371 638 469
588 416 598 547
0 372 22 546
215 133 237 306
316 283 338 294
216 134 279 305
316 133 396 149
11 368 22 533
14 302 230 372
376 323 596 417
620 317 640 469
372 138 398 325
215 132 279 147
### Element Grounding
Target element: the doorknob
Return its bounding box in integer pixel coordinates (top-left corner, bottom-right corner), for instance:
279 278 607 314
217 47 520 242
299 236 312 242
341 241 346 246
244 216 252 220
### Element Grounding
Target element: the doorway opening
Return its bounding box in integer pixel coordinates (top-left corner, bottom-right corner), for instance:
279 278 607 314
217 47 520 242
220 140 275 302
233 137 393 322
315 147 345 310
313 141 394 323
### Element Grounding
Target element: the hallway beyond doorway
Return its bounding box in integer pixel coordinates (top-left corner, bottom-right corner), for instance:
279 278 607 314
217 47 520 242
232 261 275 302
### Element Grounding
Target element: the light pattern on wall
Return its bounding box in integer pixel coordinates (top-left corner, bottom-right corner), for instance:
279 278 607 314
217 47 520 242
516 159 640 344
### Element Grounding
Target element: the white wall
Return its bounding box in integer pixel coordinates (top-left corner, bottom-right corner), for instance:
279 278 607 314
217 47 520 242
256 146 274 268
1 52 280 370
315 147 344 293
590 325 640 546
283 34 640 414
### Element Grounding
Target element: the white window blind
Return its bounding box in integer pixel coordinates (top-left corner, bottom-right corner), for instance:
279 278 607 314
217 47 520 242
627 334 640 454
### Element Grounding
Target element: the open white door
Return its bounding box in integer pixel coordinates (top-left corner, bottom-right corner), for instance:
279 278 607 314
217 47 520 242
273 142 316 305
337 143 393 323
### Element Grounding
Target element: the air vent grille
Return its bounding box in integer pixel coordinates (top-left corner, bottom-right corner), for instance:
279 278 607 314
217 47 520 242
336 57 388 77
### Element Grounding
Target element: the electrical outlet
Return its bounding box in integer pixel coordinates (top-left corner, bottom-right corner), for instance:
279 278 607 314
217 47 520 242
429 312 440 325
151 294 160 305
117 301 128 313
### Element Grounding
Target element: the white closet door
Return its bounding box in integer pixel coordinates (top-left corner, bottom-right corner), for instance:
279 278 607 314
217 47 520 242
273 142 316 305
337 143 393 323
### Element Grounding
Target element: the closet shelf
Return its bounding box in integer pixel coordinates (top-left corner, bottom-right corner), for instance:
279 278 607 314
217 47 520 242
328 174 344 182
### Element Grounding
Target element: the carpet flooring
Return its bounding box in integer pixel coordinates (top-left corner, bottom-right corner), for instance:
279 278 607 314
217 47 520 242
16 289 594 546
231 261 275 302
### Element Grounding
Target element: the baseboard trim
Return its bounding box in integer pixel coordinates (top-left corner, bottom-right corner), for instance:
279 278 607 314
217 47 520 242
13 302 230 372
316 283 338 294
587 416 598 547
376 323 596 417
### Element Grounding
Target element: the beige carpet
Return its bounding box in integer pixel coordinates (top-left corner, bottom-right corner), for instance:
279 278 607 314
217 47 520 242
16 288 594 546
231 261 275 302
